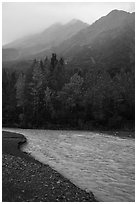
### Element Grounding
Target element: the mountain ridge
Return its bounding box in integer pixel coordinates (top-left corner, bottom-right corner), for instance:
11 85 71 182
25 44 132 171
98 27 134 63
2 10 135 63
3 19 88 62
53 10 134 57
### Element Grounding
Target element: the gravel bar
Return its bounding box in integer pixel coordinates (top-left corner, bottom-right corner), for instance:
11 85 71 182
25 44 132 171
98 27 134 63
2 131 97 202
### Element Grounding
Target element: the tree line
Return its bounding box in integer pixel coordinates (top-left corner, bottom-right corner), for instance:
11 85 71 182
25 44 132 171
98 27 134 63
2 53 135 130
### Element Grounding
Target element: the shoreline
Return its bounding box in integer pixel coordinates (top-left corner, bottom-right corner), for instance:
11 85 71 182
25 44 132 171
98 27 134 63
2 123 135 134
2 131 97 202
3 127 135 139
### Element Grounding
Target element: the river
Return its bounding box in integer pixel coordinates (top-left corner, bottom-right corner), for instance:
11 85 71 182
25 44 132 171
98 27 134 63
3 128 135 202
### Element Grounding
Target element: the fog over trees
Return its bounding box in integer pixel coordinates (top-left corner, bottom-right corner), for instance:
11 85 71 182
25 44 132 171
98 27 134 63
2 10 135 130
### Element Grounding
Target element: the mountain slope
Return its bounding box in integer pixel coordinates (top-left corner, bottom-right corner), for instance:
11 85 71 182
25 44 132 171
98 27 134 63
65 11 135 77
2 48 20 62
54 10 134 57
27 9 134 74
2 9 135 75
3 20 88 61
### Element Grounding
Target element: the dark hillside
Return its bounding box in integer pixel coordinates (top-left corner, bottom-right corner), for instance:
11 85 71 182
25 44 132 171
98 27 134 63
56 11 134 60
67 12 135 75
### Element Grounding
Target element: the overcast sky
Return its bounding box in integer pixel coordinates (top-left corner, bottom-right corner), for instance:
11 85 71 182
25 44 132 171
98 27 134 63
2 2 135 45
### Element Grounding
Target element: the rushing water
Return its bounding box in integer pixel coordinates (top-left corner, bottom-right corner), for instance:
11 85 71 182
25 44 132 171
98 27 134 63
3 128 135 202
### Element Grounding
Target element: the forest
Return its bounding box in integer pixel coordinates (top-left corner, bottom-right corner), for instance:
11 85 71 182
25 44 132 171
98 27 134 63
2 52 135 130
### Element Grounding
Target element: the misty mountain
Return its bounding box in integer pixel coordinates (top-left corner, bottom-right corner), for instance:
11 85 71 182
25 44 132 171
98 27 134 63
63 10 135 76
54 10 134 57
3 19 88 61
2 9 135 76
26 10 134 66
2 48 19 62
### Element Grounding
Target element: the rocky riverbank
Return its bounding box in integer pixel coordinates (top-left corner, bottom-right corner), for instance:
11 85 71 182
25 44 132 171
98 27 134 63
2 131 97 202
